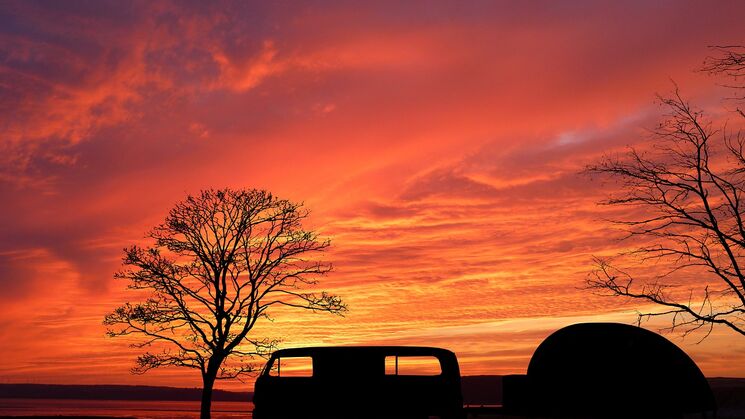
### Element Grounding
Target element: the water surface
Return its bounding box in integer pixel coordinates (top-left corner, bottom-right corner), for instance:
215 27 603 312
0 399 253 418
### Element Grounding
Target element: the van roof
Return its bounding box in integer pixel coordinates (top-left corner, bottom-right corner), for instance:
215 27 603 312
271 345 456 358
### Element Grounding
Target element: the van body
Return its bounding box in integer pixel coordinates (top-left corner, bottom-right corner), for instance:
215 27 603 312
252 346 464 419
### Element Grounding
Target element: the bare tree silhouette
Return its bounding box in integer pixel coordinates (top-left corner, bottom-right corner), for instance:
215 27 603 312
104 188 346 419
586 46 745 339
702 45 745 107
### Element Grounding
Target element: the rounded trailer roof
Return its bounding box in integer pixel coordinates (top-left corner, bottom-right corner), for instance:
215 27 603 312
525 322 716 417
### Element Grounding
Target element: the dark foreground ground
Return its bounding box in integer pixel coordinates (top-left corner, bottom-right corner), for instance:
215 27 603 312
0 376 743 418
461 376 745 419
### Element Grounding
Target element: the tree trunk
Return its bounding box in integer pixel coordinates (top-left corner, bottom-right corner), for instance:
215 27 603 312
200 367 218 419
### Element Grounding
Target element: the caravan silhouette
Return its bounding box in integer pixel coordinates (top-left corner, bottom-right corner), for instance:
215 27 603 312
503 323 717 418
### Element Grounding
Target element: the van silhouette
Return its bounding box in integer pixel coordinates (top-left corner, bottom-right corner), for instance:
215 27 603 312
252 346 465 419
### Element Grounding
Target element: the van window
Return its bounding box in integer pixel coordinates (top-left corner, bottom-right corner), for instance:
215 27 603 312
269 356 313 377
384 355 442 376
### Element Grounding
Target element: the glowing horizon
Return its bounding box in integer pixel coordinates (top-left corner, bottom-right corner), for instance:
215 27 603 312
2 1 745 391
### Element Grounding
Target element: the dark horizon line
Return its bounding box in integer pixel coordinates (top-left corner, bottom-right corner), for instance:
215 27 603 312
1 376 743 394
2 374 745 386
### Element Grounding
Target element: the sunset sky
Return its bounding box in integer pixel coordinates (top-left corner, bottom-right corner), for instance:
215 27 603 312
2 1 745 391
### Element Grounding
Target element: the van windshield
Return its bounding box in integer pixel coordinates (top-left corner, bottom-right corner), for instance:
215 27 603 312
267 356 313 377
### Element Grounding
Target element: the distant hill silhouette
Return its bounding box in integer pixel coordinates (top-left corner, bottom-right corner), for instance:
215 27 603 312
461 375 503 405
709 378 745 411
0 384 250 402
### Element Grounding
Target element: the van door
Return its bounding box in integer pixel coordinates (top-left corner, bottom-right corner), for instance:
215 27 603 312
382 355 447 415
